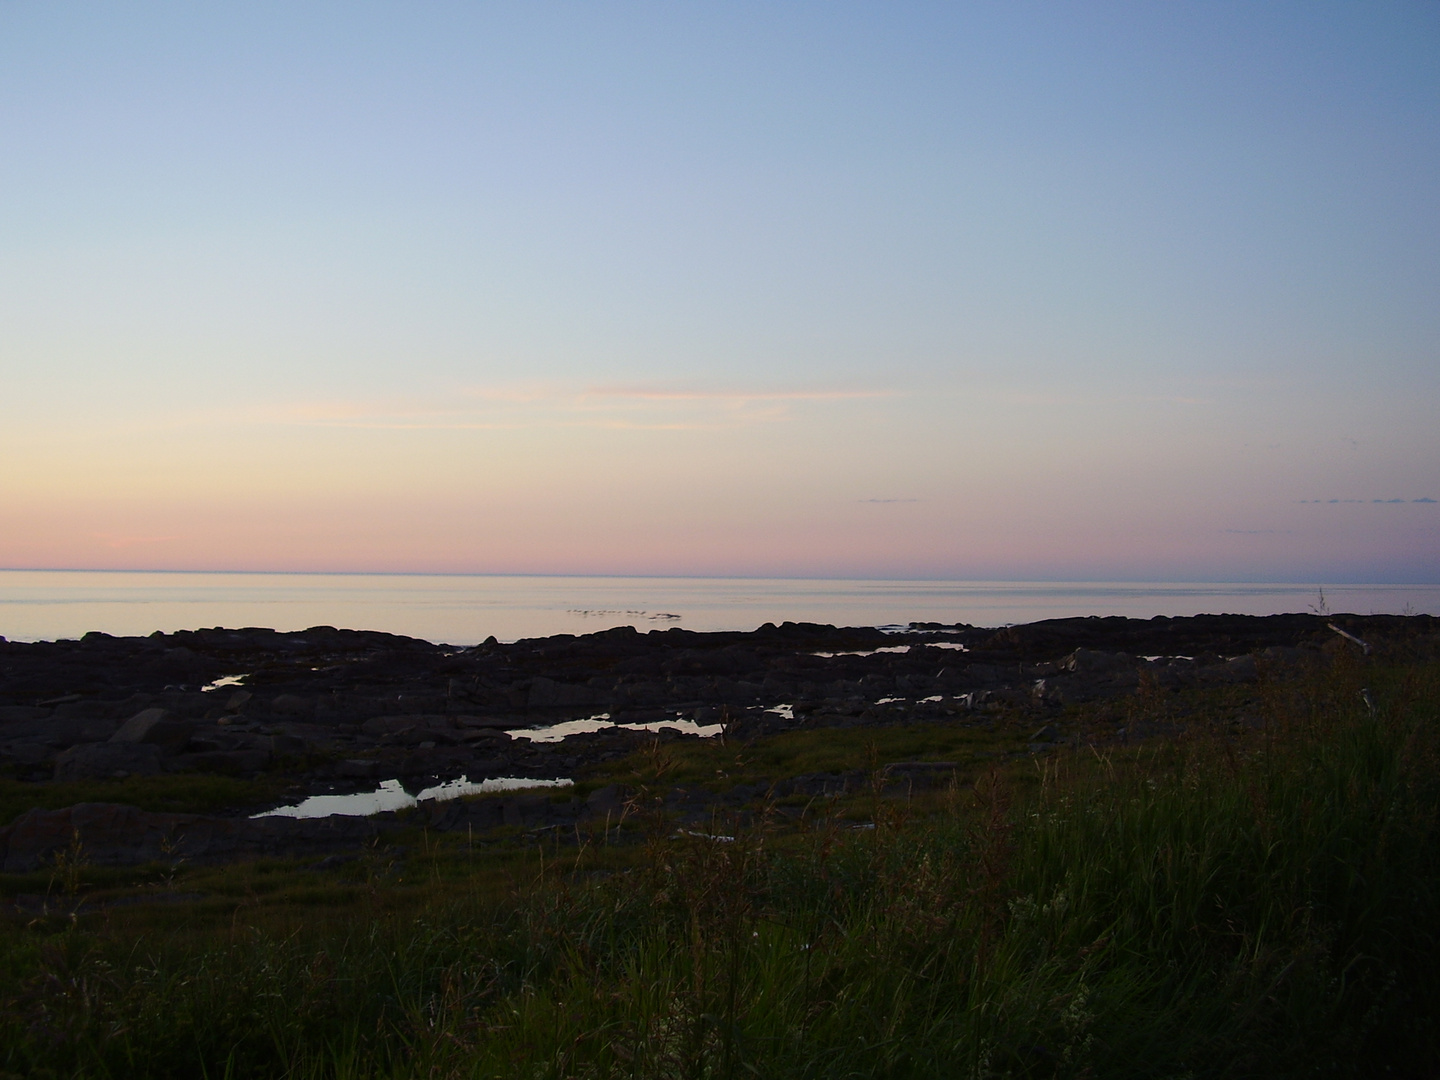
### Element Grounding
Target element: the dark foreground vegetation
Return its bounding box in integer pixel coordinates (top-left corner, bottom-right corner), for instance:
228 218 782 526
2 626 1439 1078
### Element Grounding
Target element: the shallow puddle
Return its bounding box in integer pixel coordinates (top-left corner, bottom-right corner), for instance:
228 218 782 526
810 642 966 658
201 674 249 692
509 713 723 743
252 775 573 819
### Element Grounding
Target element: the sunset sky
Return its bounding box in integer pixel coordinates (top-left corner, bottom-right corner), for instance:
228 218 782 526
2 2 1437 582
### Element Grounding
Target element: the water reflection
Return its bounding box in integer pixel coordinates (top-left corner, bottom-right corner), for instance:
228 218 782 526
252 775 573 819
811 642 967 658
201 674 248 692
509 713 723 743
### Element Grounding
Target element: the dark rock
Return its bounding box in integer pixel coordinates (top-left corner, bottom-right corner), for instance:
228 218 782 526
271 694 312 717
267 733 308 755
1225 655 1259 681
167 749 270 774
1063 648 1123 674
55 742 163 781
110 708 173 743
48 716 122 747
0 706 50 723
528 677 605 709
583 783 629 817
3 741 56 766
4 611 1433 867
335 759 382 779
453 714 516 729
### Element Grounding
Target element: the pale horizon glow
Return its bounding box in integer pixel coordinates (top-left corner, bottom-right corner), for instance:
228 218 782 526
2 2 1437 583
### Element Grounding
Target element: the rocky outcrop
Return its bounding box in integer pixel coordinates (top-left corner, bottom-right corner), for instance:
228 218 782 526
54 742 164 781
2 613 1432 828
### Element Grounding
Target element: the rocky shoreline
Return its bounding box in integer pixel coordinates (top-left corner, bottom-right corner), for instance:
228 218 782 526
2 612 1432 873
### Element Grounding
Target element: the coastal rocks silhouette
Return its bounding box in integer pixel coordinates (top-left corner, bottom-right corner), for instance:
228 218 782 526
2 612 1433 868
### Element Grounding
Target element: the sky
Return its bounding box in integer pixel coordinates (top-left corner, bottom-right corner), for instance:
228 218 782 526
1 1 1437 582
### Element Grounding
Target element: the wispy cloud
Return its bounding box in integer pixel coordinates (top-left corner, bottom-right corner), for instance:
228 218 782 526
1297 498 1437 505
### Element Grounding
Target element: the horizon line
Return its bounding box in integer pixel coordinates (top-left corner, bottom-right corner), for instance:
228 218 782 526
2 567 1438 588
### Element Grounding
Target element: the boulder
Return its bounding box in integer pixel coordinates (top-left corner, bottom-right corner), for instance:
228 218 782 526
583 783 629 817
48 716 121 747
54 742 163 781
267 733 308 755
110 708 192 746
1062 649 1122 674
1224 655 1259 682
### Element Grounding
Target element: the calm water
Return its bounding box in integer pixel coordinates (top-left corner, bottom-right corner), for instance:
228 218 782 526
1 571 1436 645
252 776 574 819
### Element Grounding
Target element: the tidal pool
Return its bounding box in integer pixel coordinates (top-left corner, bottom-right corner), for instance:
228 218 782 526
252 775 573 819
509 713 724 743
811 642 967 658
201 674 248 692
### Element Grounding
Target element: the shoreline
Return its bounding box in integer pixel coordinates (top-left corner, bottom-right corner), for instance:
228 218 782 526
2 611 1435 872
5 570 1438 645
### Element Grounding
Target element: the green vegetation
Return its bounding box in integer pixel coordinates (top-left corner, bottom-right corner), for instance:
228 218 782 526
0 773 284 828
598 715 1030 792
2 649 1438 1078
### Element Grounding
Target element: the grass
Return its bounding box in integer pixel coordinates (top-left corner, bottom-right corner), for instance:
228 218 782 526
597 716 1031 792
2 646 1438 1078
0 773 285 828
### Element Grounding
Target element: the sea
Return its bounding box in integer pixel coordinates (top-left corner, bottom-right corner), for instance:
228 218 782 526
1 571 1436 646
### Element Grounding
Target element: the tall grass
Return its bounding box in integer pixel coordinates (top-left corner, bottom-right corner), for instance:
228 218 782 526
3 654 1437 1078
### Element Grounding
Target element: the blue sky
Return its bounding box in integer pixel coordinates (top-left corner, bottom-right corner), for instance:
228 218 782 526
2 2 1437 580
